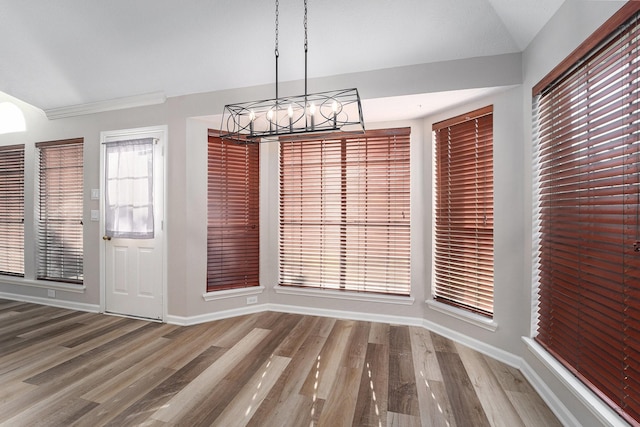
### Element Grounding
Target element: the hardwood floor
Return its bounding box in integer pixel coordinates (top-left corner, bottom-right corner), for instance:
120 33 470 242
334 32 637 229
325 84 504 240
0 299 562 426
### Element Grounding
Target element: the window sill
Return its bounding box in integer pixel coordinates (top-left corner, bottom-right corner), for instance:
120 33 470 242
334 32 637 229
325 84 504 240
426 300 498 332
202 286 265 302
0 276 86 293
274 285 415 305
523 337 624 427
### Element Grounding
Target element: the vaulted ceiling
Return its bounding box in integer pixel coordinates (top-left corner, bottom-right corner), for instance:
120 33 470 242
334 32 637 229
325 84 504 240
0 0 566 113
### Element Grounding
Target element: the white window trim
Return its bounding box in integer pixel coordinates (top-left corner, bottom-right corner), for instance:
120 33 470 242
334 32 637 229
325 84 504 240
426 299 498 332
0 275 86 293
36 140 84 283
202 286 265 302
275 284 415 305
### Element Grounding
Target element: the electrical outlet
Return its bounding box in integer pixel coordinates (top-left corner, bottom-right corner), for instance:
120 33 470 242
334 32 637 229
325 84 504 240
47 289 55 298
246 295 258 305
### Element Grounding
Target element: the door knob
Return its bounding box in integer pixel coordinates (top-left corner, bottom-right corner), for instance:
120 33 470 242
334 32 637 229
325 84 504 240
103 235 112 241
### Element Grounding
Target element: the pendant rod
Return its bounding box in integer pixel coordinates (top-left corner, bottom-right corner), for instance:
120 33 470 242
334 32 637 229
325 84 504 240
304 0 308 99
220 0 365 142
275 0 279 100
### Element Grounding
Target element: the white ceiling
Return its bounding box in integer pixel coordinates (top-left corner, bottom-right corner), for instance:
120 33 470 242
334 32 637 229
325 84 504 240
0 0 566 115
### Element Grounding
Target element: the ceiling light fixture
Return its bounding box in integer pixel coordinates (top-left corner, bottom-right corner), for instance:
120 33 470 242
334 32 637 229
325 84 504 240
220 0 364 143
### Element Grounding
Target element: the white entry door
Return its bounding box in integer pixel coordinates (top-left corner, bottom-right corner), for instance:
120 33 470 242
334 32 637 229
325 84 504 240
101 126 165 321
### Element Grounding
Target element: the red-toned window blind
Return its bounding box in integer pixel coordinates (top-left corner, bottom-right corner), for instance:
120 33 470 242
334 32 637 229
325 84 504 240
37 139 84 283
279 128 410 295
207 134 259 292
433 106 494 316
534 5 640 424
0 144 24 276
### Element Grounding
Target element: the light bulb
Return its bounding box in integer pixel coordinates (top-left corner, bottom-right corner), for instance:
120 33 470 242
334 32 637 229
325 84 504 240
267 109 274 121
332 100 338 128
309 102 316 130
288 104 294 131
248 110 255 135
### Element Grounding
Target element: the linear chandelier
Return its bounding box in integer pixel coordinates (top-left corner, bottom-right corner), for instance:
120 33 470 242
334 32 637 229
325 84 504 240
220 0 365 143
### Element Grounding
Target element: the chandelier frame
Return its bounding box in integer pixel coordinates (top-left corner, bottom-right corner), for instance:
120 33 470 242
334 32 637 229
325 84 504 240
220 0 364 143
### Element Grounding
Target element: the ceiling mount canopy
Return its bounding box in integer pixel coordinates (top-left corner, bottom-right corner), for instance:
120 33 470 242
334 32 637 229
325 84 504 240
220 0 365 143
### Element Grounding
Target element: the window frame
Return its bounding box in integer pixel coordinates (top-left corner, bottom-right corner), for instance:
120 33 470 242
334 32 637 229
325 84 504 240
0 144 25 277
278 128 411 297
36 138 84 284
206 132 260 292
433 105 495 318
533 3 640 424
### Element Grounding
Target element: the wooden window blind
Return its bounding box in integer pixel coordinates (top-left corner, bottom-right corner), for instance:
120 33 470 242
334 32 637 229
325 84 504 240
534 4 640 425
207 134 259 292
36 139 84 284
433 106 494 316
0 144 24 276
279 128 411 295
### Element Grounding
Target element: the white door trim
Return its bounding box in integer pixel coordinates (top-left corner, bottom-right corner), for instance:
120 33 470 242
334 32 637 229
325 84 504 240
99 125 168 321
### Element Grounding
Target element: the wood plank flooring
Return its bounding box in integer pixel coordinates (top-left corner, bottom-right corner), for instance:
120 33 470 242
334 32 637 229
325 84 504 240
0 299 562 427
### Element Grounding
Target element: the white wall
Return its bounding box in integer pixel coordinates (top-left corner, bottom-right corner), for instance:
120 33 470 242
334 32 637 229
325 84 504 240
421 86 526 356
0 91 170 310
0 50 521 315
176 53 523 321
0 2 630 424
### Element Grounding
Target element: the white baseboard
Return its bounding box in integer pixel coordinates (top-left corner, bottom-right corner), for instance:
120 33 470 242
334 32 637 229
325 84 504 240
1 294 595 427
522 337 628 427
167 303 426 327
165 302 579 426
165 303 266 326
518 354 582 427
420 317 581 426
421 317 521 368
267 303 425 326
0 291 100 313
165 301 517 369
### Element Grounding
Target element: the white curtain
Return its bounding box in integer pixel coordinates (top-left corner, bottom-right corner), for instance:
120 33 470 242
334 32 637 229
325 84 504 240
105 138 154 239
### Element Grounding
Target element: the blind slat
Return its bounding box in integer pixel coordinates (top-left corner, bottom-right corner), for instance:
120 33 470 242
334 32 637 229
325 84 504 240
534 7 640 425
434 107 494 317
0 145 25 276
279 128 411 296
207 135 260 292
37 140 83 283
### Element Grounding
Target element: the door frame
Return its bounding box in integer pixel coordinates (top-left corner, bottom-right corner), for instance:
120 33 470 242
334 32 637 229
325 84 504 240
98 125 168 321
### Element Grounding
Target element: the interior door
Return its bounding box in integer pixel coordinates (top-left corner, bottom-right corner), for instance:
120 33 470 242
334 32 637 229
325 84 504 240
101 127 165 321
